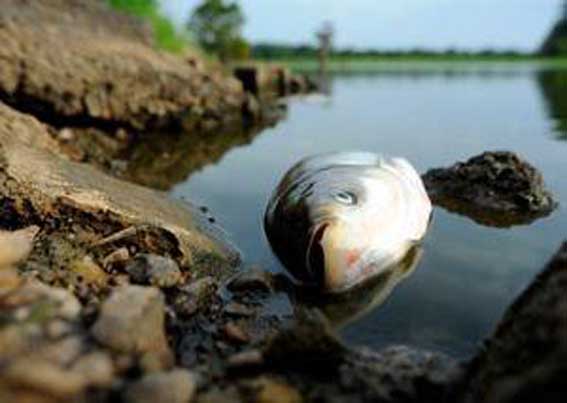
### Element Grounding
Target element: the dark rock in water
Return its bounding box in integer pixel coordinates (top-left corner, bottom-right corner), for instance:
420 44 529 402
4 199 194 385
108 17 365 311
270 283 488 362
126 254 182 288
422 151 557 227
462 242 567 403
262 309 349 370
339 346 464 403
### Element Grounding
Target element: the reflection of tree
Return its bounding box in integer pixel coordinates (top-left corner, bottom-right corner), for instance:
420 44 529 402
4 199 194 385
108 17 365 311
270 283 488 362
537 70 567 140
122 127 264 190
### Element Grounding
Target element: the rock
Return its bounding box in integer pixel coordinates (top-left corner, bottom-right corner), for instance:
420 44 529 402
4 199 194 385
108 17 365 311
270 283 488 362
174 276 218 316
223 322 251 344
125 254 182 288
102 247 130 269
0 281 83 363
123 369 197 403
0 226 40 268
422 151 557 227
234 66 265 96
248 377 303 403
1 358 87 399
0 268 22 296
462 242 567 403
227 349 265 368
224 302 254 317
263 309 347 370
227 268 275 294
0 0 245 130
0 102 240 270
69 255 108 287
338 346 463 403
72 351 115 388
91 285 172 367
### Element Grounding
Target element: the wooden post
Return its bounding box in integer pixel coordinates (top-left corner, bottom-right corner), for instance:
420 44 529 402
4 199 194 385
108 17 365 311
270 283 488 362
316 22 334 75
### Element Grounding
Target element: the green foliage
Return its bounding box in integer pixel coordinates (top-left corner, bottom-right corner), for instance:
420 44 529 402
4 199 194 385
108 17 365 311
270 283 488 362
108 0 186 53
188 0 249 61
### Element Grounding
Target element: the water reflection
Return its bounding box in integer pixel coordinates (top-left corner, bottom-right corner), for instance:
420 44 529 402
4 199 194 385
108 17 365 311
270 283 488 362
537 69 567 140
123 122 279 191
291 247 423 329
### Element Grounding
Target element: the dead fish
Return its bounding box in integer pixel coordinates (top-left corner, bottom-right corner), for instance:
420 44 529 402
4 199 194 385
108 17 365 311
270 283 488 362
0 226 40 268
264 152 432 293
298 246 423 328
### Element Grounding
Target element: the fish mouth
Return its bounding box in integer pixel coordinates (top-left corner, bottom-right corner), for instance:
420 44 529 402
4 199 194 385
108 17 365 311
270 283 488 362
306 222 329 286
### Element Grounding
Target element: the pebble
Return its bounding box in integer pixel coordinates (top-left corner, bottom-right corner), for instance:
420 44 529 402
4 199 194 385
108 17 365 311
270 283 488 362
69 255 108 286
123 369 197 403
0 226 40 268
223 322 250 344
2 358 87 398
91 285 172 367
227 268 274 294
102 247 130 269
72 351 115 388
125 254 182 288
224 302 254 317
227 349 264 368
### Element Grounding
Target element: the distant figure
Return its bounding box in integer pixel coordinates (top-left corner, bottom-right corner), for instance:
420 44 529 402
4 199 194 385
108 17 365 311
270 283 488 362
316 21 334 75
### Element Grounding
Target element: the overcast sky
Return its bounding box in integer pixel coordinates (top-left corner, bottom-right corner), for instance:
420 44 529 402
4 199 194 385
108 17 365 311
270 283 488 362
158 0 563 51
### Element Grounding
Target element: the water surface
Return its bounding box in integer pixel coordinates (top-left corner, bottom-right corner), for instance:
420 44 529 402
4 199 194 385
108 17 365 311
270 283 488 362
172 63 567 358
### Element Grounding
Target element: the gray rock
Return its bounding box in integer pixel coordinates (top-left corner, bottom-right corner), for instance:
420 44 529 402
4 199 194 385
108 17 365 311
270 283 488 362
0 102 241 269
422 151 557 227
462 241 567 403
91 285 172 367
124 369 197 403
174 276 218 316
339 346 463 403
126 254 182 288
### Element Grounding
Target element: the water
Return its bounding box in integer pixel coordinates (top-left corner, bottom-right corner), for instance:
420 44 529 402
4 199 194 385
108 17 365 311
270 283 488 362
171 63 567 358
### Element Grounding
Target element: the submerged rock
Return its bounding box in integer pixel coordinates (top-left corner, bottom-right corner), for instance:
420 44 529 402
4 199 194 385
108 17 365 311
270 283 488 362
462 242 567 403
422 151 557 227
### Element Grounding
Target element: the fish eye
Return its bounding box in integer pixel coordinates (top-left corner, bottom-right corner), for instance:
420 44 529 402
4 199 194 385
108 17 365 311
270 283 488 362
332 190 357 205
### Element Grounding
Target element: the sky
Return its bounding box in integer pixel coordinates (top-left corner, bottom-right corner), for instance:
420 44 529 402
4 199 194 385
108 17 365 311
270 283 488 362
158 0 563 52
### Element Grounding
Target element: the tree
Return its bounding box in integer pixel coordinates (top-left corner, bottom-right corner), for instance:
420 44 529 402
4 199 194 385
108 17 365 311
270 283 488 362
188 0 248 61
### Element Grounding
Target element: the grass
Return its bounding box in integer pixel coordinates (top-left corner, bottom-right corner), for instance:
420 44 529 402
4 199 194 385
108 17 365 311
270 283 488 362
107 0 188 53
255 55 567 73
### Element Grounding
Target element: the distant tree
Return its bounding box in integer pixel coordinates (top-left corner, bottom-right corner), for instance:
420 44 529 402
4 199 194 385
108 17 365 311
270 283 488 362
540 0 567 56
188 0 248 61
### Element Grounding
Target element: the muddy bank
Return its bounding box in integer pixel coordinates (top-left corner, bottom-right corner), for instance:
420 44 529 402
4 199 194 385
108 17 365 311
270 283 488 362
422 151 557 227
0 0 248 131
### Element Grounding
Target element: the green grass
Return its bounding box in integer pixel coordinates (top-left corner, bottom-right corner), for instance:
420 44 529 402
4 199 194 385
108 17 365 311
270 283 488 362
107 0 187 53
257 55 567 73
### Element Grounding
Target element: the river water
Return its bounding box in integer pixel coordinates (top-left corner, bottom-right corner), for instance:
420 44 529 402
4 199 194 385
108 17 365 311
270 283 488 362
172 63 567 358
